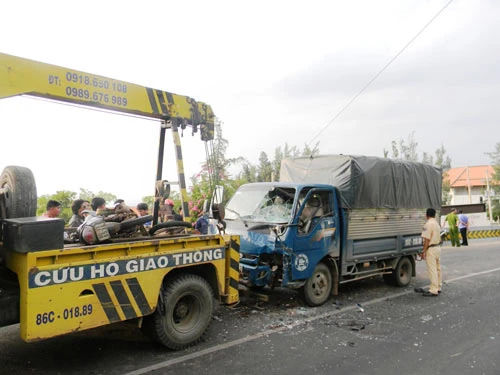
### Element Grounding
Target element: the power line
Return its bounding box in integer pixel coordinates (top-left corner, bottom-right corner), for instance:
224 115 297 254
306 0 455 147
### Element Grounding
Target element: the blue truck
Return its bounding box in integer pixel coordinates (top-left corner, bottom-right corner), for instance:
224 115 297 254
224 155 442 306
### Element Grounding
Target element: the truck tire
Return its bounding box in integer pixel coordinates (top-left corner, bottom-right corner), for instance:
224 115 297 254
391 256 413 286
141 274 214 350
0 166 37 219
302 262 332 307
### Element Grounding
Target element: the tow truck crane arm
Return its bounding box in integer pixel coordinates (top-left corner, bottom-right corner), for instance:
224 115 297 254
0 52 214 135
0 52 214 221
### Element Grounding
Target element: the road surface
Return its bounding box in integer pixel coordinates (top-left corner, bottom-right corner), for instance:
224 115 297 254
1 239 499 375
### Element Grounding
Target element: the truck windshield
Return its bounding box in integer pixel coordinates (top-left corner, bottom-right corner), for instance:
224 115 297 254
225 185 295 224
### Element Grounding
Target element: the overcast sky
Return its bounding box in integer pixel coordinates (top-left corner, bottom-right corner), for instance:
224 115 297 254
0 0 498 204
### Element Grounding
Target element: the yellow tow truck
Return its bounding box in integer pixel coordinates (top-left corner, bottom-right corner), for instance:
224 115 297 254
0 52 239 350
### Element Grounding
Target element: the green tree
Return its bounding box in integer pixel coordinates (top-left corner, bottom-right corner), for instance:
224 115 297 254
441 172 452 206
257 151 272 182
301 141 320 158
486 142 500 221
239 162 258 183
78 189 116 206
434 143 451 171
486 142 500 187
271 143 300 181
385 132 418 161
187 119 241 221
238 143 319 183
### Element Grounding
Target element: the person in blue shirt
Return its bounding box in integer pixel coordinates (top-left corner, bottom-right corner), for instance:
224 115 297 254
136 202 152 228
195 211 209 235
458 209 469 246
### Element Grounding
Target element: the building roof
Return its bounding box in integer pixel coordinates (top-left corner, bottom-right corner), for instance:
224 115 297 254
445 165 497 188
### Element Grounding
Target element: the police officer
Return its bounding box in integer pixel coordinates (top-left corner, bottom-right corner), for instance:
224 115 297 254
416 208 442 296
445 208 460 247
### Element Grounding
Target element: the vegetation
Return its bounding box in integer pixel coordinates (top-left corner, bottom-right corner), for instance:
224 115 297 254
486 142 500 221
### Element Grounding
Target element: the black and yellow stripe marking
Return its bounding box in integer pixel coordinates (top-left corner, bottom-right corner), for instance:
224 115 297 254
93 277 152 323
170 120 190 219
156 89 169 115
146 88 175 117
126 277 152 316
443 229 500 241
146 87 159 115
93 283 121 323
109 280 136 320
228 237 240 295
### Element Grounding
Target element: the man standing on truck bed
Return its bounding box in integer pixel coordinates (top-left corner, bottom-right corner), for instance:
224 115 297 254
416 208 442 297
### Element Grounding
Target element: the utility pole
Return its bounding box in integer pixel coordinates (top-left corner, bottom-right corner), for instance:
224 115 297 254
466 167 472 204
486 169 493 224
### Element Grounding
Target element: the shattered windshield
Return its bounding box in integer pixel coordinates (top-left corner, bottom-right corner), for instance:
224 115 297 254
225 185 296 224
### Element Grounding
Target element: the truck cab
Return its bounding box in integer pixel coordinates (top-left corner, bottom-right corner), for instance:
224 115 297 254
225 182 345 306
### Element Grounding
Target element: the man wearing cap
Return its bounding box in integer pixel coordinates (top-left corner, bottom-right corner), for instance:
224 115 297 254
416 208 442 297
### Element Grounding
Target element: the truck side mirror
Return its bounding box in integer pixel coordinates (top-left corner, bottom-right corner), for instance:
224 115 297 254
212 203 225 221
203 200 210 215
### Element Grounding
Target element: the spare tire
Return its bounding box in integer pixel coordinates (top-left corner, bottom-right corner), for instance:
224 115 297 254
0 166 37 219
149 221 192 236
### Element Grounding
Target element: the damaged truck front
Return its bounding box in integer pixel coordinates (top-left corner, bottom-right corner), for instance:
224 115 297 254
225 155 442 306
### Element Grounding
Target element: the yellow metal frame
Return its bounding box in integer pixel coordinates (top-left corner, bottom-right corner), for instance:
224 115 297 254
6 234 239 342
0 52 215 132
0 53 237 342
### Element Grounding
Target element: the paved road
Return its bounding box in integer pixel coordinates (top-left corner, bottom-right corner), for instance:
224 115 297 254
1 239 499 375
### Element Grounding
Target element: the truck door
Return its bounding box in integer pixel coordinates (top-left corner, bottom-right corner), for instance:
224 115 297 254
289 188 340 281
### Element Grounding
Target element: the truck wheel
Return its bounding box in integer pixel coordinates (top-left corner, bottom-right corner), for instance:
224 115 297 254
392 257 413 286
141 274 214 350
0 166 37 219
302 262 332 307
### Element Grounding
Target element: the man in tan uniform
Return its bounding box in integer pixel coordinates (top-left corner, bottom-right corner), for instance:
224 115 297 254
416 208 442 297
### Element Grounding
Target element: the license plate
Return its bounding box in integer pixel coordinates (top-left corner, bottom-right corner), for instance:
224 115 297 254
94 222 111 241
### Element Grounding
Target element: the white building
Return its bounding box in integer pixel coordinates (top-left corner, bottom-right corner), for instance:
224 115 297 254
445 165 497 205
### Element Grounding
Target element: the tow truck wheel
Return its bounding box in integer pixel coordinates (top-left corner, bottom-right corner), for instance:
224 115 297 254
142 274 214 350
0 166 37 219
149 221 192 236
302 262 332 307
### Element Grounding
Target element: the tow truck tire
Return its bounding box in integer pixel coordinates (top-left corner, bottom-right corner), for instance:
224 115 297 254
149 221 192 236
142 274 214 350
390 256 413 286
0 166 37 219
302 262 332 307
